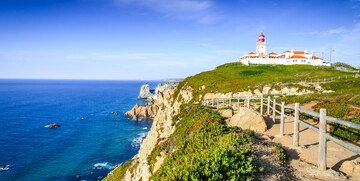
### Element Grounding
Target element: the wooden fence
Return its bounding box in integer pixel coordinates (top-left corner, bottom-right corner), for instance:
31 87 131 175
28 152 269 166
202 95 360 171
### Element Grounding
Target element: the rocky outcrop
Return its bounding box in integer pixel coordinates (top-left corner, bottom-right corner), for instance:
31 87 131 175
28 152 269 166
119 85 193 181
45 123 60 128
227 107 267 133
138 84 154 99
138 82 179 100
125 102 159 120
155 82 178 95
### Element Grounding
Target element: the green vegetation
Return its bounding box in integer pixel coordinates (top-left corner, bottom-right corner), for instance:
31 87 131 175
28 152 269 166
332 62 358 71
102 160 132 181
272 143 287 163
149 104 262 180
175 63 352 102
278 78 360 142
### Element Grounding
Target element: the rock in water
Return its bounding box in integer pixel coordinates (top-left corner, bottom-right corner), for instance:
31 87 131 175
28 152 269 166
45 123 60 129
138 83 155 99
125 102 159 120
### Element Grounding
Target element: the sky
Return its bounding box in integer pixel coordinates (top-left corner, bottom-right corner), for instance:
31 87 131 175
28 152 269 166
0 0 360 80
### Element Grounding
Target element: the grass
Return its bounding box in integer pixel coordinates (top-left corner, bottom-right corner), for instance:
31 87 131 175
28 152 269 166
149 104 262 180
272 143 287 164
278 78 360 141
174 63 352 102
102 160 132 181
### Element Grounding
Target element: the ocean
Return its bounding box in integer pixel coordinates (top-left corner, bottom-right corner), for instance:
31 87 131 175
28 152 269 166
0 79 157 181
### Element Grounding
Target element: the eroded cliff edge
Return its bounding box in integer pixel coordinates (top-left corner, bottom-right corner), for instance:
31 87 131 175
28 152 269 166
111 85 193 181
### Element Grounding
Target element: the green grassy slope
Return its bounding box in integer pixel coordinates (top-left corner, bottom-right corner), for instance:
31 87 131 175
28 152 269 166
175 63 353 101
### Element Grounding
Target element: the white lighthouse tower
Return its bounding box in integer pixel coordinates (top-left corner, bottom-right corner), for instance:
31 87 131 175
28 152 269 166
256 32 266 55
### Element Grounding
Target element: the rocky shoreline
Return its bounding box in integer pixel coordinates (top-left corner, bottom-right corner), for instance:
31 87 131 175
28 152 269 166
125 81 179 121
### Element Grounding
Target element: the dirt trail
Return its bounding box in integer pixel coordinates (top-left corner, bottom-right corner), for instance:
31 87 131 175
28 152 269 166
261 102 360 180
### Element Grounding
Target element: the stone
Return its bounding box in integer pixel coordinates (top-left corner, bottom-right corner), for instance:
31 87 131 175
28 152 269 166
253 89 262 95
227 107 267 133
262 86 271 95
219 109 233 118
339 160 360 178
138 83 155 99
45 123 60 128
125 103 159 120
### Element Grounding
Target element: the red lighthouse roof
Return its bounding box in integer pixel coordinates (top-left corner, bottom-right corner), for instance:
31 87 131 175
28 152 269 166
258 32 265 42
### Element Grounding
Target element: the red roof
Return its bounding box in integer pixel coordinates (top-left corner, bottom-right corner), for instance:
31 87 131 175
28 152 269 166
289 55 306 59
294 51 305 55
312 56 321 60
269 52 277 55
248 52 256 55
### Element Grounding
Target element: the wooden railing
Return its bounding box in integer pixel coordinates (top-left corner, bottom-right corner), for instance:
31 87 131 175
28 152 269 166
202 95 360 171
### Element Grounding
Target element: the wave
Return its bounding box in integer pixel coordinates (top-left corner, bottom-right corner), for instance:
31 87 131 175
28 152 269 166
93 162 114 170
131 132 147 149
142 127 148 130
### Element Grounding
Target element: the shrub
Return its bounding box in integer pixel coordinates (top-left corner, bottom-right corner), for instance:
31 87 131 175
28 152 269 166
149 104 261 180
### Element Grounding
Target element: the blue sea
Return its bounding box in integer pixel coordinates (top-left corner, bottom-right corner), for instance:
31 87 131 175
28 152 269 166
0 79 157 181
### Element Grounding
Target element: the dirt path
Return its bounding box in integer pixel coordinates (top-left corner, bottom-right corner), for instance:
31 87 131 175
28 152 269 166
261 102 360 180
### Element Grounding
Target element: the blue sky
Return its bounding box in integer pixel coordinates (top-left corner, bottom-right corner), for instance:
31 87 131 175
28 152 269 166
0 0 359 80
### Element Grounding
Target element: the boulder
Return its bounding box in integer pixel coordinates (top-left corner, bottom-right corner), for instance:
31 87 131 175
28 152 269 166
219 109 233 118
339 160 360 178
138 83 155 99
227 107 267 133
45 123 60 129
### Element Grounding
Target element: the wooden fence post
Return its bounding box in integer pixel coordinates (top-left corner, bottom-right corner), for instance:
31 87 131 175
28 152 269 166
247 96 250 108
212 98 214 107
293 103 300 147
273 99 276 123
237 96 240 109
267 97 271 116
216 99 219 108
319 108 327 171
260 95 264 115
280 102 285 136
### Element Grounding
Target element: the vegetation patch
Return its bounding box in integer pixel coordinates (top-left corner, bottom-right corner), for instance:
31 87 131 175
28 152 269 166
102 160 132 181
332 62 358 71
278 78 360 142
272 143 287 163
149 104 262 180
176 63 352 101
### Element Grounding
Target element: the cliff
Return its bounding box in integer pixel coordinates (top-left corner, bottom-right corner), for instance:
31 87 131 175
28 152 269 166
104 63 359 180
106 85 193 181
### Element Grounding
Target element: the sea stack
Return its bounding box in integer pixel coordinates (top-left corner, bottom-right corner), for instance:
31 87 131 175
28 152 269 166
138 83 155 99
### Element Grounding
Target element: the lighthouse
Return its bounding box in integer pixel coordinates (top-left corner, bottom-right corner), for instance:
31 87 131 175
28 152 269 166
256 32 267 55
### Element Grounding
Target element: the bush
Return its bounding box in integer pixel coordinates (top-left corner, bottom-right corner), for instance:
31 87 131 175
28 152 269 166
149 104 261 180
332 62 358 70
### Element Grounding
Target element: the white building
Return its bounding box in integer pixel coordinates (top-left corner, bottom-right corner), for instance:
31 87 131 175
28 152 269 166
238 33 330 66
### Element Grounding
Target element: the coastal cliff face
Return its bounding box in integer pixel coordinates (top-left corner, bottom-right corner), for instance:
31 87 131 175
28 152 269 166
122 85 193 181
125 103 159 120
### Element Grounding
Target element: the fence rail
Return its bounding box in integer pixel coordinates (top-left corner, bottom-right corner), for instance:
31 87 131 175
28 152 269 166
202 95 360 171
